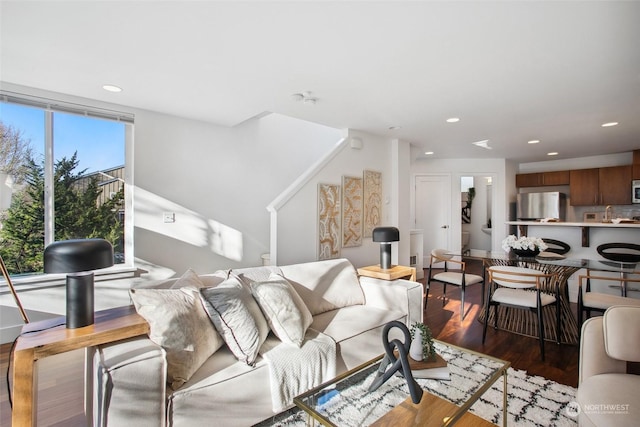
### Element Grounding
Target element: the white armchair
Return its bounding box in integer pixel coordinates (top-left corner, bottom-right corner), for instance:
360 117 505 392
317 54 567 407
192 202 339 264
577 305 640 427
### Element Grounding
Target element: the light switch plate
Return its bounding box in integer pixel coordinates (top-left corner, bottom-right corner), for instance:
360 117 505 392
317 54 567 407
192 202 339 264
163 212 175 223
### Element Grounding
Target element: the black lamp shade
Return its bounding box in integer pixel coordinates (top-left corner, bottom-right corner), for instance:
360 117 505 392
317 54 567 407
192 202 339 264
44 239 114 329
372 227 400 243
372 227 400 270
44 238 114 273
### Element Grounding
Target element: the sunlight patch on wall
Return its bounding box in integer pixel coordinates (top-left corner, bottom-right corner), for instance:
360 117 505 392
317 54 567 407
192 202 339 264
134 187 243 261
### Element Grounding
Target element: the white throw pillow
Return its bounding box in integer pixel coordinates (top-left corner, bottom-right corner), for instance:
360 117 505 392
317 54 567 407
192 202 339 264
250 273 314 347
279 258 365 315
129 286 223 390
199 277 269 366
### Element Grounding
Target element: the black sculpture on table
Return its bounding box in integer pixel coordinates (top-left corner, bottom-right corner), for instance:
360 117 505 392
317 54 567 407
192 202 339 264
368 320 423 404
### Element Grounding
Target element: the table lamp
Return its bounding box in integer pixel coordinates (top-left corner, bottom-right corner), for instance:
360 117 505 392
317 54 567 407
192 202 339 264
372 227 400 270
44 238 114 329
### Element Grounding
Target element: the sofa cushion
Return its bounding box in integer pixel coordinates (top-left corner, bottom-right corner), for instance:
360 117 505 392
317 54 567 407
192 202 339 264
280 258 365 315
603 305 640 362
310 304 406 343
199 278 269 366
249 273 313 347
129 286 223 390
169 346 273 427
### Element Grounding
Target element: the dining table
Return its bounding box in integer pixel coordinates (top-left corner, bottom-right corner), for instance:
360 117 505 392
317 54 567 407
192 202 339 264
461 249 640 345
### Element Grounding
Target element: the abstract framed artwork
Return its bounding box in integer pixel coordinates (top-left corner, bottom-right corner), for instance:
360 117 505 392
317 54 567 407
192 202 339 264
363 170 382 238
318 183 341 260
342 175 363 247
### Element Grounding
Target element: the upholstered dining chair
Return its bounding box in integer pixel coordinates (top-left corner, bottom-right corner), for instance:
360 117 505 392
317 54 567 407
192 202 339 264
577 273 640 329
482 266 559 361
427 248 483 320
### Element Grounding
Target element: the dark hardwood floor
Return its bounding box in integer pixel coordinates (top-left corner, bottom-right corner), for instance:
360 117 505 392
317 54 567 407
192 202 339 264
0 259 580 425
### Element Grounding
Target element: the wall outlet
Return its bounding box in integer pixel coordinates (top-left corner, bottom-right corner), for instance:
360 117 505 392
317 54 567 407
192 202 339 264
163 212 175 223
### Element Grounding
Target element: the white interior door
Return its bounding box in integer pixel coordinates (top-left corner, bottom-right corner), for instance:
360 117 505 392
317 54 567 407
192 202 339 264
415 175 452 265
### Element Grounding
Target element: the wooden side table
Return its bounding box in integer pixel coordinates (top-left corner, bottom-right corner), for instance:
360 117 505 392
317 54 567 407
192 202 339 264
357 265 417 281
12 305 149 427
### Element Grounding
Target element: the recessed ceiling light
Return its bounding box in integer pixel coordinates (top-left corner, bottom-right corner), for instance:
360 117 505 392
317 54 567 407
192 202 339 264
446 117 460 123
102 84 122 93
547 152 559 156
601 122 618 127
528 140 540 144
389 126 402 131
424 151 434 155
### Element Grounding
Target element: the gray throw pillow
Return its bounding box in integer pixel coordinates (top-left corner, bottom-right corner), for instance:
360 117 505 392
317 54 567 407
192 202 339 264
199 278 269 366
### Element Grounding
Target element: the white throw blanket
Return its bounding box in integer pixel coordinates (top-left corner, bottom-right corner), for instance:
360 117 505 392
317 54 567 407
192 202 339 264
260 329 337 412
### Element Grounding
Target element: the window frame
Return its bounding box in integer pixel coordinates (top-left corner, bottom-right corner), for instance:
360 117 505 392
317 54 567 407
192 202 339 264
0 90 135 276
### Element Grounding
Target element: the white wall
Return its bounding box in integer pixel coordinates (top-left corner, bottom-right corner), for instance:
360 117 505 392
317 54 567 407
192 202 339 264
410 157 510 253
275 130 395 267
132 111 344 276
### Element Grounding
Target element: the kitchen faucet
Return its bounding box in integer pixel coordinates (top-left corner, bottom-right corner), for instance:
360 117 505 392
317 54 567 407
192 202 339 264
605 205 613 221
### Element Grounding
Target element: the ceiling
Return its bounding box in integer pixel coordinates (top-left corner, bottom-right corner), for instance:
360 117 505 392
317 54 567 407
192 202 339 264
2 1 639 163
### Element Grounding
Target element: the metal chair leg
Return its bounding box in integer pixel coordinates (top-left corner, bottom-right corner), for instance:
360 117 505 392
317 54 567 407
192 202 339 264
442 283 447 306
537 298 546 361
460 284 465 320
556 300 561 345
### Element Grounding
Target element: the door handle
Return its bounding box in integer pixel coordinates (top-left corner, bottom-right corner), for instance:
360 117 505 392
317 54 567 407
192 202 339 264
441 225 449 229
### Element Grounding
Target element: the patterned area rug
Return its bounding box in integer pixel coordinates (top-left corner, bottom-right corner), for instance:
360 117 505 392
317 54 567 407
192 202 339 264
255 342 578 426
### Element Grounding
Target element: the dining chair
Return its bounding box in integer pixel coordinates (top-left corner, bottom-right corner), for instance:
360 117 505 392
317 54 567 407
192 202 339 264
427 248 483 320
482 266 559 360
541 238 571 255
577 273 640 329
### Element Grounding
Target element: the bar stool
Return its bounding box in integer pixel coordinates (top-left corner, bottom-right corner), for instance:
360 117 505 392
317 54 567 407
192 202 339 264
596 243 640 264
542 238 571 255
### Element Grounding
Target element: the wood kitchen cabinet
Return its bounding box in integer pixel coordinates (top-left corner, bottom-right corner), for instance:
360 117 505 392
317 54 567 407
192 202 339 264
516 173 542 187
543 170 570 186
570 165 632 205
634 164 640 180
515 170 570 187
570 168 599 205
600 165 632 204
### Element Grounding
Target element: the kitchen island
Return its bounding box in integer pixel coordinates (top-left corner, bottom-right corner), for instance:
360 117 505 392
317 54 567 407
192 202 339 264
506 220 640 247
503 221 640 304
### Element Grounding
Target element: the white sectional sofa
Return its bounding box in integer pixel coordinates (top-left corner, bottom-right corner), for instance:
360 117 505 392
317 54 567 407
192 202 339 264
92 258 423 426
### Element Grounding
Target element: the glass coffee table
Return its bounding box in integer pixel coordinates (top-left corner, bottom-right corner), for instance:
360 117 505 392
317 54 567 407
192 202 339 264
294 340 509 426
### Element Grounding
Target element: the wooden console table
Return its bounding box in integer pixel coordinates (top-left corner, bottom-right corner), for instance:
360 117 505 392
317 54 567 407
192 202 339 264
12 305 149 427
358 264 416 281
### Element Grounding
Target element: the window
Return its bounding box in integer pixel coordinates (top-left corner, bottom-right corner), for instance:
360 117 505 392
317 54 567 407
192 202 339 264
0 93 133 275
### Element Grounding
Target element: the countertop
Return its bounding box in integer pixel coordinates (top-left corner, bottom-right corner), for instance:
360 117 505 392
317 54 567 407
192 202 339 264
506 220 640 228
